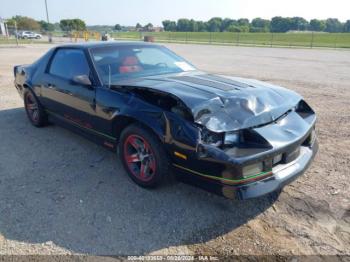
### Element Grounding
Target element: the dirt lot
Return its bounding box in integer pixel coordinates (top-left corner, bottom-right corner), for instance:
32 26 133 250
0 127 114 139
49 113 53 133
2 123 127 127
0 43 349 256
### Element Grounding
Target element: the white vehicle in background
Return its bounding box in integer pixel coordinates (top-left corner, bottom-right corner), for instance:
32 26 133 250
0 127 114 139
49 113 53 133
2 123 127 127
18 31 42 39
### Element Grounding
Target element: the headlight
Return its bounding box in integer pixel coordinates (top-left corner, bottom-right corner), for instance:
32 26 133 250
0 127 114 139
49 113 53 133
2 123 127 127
200 128 223 146
224 131 240 145
242 162 263 178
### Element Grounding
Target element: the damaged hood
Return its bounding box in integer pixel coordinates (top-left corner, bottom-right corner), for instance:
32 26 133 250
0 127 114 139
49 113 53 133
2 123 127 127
115 71 302 132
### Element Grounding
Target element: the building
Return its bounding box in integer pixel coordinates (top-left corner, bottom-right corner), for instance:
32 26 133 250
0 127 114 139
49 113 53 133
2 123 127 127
152 27 164 32
0 17 8 36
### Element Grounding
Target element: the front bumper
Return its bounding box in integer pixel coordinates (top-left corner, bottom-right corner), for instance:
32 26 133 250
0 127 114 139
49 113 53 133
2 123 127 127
174 138 318 200
230 139 318 200
172 108 318 200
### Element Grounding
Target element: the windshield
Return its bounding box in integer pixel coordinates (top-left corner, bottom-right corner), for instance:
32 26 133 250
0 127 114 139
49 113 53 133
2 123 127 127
90 44 196 84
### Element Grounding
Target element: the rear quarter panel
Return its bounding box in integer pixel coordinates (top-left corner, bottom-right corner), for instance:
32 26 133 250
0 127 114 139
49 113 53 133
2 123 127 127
14 48 55 99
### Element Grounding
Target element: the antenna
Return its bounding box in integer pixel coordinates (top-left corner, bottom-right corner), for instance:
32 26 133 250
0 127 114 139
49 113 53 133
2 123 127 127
108 65 111 88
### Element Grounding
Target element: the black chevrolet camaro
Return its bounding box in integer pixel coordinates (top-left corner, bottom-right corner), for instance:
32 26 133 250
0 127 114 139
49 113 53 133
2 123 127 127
14 42 318 200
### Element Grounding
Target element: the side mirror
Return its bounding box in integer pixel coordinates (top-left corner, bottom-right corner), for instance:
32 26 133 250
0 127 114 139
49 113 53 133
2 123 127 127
72 75 92 86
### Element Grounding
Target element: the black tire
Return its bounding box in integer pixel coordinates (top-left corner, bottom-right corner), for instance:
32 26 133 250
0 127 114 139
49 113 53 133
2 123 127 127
118 123 170 188
24 89 48 127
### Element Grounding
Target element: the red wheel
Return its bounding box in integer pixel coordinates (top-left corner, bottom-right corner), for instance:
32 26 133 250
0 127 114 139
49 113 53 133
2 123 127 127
123 134 157 182
119 124 170 187
25 92 39 123
24 90 47 127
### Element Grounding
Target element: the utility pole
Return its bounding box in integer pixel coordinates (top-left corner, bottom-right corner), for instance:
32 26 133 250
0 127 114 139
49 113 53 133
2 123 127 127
14 21 19 46
45 0 52 43
4 22 9 42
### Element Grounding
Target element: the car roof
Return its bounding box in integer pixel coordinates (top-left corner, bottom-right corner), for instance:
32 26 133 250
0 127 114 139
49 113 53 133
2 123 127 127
56 41 160 50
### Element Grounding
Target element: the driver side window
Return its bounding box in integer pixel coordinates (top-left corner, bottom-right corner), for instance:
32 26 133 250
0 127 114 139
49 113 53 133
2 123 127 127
49 49 90 80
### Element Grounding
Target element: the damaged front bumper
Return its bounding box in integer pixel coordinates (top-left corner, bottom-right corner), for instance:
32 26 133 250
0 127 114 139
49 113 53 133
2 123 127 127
172 107 318 200
227 139 318 200
174 138 318 200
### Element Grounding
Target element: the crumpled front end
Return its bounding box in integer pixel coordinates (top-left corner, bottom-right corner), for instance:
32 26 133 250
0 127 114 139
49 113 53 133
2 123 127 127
116 72 318 199
164 73 303 132
172 99 318 199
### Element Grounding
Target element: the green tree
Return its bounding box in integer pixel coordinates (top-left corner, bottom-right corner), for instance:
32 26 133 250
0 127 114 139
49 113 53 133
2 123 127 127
143 23 153 31
240 25 250 32
136 23 142 30
162 20 177 31
227 25 240 32
207 17 222 32
53 22 61 31
59 19 72 31
72 19 86 31
114 24 122 31
290 17 309 31
177 19 191 31
237 18 249 27
309 19 326 31
60 19 86 31
251 18 270 32
227 25 248 32
325 18 343 32
344 20 350 32
7 16 40 31
189 19 198 32
196 21 207 32
270 16 292 32
38 20 54 31
221 18 236 31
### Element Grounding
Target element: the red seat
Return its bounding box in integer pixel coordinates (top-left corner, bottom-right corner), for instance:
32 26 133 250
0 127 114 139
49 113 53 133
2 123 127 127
119 56 143 73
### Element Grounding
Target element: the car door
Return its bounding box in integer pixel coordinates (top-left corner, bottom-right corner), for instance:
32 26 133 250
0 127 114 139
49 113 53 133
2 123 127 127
41 48 97 130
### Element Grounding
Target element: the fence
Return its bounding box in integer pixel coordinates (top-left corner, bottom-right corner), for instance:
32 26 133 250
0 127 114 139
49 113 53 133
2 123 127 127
1 27 350 49
111 31 350 49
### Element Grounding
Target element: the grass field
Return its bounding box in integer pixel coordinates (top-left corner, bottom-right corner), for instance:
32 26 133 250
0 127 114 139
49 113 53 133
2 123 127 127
111 31 350 48
1 32 349 49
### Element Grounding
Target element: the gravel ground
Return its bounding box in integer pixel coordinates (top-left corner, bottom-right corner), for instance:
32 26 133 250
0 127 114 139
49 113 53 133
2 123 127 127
0 43 349 256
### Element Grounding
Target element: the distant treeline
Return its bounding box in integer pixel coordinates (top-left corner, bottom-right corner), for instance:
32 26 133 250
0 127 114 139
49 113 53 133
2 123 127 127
5 16 87 32
4 15 350 34
162 17 350 33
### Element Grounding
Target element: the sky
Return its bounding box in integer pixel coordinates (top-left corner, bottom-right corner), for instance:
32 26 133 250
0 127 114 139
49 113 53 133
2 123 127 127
1 0 349 26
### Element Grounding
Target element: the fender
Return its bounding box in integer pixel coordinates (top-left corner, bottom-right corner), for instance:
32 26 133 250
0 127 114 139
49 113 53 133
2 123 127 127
110 99 200 161
109 85 195 143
